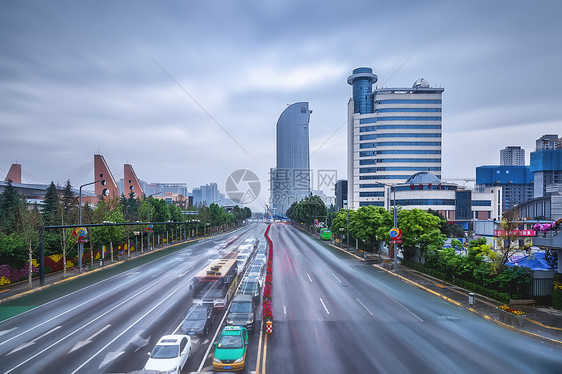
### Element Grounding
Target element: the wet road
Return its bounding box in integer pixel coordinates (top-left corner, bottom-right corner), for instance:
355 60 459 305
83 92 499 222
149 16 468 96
0 224 266 374
266 223 562 374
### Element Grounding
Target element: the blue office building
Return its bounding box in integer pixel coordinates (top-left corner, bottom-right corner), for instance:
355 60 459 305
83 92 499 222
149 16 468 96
347 67 444 209
531 135 562 198
476 165 533 212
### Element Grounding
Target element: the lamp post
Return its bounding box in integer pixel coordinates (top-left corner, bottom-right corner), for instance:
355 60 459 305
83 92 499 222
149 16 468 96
376 182 398 272
79 180 102 271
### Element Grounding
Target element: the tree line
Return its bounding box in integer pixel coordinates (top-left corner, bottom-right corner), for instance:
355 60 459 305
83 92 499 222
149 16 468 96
0 180 251 271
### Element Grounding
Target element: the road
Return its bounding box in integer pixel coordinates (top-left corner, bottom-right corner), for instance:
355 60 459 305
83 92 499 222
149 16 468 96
0 223 267 374
265 223 562 374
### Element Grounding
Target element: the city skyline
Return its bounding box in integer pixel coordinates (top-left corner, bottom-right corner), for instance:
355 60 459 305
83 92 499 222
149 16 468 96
2 1 562 211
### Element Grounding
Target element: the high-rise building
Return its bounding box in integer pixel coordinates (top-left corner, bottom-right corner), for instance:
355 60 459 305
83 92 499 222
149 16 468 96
270 102 312 216
531 134 562 198
500 146 525 166
475 165 533 212
347 67 444 209
335 180 348 211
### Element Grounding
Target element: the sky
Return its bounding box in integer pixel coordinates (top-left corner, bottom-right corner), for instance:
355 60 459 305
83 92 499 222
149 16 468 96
1 0 562 212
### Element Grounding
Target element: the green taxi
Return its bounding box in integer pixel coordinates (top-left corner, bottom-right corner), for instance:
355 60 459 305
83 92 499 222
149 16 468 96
212 325 248 371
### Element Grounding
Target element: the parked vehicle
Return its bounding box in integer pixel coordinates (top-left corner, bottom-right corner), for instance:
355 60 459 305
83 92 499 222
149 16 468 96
144 335 191 373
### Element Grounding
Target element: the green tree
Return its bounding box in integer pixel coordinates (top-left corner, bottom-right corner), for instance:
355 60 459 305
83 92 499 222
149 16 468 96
492 209 531 274
391 208 445 263
348 206 391 252
42 182 61 226
18 200 42 288
0 180 22 233
61 180 77 225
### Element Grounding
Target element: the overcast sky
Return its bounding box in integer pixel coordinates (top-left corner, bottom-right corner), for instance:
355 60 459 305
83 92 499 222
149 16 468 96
1 0 561 211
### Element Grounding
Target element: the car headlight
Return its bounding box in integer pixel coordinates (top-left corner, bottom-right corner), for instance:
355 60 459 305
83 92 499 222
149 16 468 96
234 356 244 363
213 357 221 363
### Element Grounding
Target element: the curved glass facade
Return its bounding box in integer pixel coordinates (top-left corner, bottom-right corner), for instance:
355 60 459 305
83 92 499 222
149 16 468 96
271 102 311 215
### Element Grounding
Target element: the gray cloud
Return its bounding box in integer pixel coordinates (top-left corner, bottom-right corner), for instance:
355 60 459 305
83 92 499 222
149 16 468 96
2 1 562 210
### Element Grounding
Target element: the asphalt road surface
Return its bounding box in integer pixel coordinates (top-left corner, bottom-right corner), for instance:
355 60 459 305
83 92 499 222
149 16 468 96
0 224 267 374
266 223 562 374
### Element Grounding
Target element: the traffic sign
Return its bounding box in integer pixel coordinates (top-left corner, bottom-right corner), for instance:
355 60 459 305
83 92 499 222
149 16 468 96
389 227 402 240
390 240 403 244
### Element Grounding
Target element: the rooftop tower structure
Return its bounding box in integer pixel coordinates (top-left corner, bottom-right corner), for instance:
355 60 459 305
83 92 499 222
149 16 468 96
347 67 378 115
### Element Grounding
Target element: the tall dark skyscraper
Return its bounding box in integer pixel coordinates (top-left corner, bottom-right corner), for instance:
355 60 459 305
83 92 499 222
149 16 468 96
270 102 312 216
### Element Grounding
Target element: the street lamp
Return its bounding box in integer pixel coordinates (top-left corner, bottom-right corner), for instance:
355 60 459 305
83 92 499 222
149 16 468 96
78 180 104 271
374 182 398 272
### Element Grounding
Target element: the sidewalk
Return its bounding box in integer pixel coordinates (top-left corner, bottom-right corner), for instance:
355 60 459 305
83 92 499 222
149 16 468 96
329 239 562 345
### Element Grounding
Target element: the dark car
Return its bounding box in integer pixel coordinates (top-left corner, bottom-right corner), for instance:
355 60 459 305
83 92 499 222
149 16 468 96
238 278 261 305
180 304 214 336
226 295 255 330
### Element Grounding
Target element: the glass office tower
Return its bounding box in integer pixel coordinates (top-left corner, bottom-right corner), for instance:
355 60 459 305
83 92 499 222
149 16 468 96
270 102 312 216
347 68 444 209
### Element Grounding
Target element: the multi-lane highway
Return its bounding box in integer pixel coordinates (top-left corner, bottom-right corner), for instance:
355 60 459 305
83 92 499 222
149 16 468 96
266 223 562 374
2 222 562 373
0 224 267 373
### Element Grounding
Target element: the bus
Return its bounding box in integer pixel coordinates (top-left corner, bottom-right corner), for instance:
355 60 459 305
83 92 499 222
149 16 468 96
193 259 239 310
320 228 332 241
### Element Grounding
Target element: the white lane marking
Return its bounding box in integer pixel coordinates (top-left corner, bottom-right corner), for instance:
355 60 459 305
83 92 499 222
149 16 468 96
0 327 17 337
151 274 159 279
0 265 166 347
356 298 374 316
69 324 111 353
98 350 125 369
319 298 330 315
71 275 194 374
8 326 62 355
331 271 342 284
306 273 313 283
284 305 287 315
5 281 171 374
376 285 424 322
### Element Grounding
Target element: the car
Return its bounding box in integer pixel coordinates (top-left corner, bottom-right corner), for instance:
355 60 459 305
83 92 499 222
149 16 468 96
238 278 261 305
246 263 264 279
226 295 255 330
144 334 191 373
243 238 258 248
212 326 248 372
179 304 214 336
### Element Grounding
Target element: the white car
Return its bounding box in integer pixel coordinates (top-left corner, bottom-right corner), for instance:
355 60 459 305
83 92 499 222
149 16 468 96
144 335 191 373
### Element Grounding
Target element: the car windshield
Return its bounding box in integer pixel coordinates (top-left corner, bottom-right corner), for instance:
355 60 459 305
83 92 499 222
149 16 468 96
218 335 243 349
186 309 207 320
230 301 252 313
241 282 258 292
151 344 179 359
